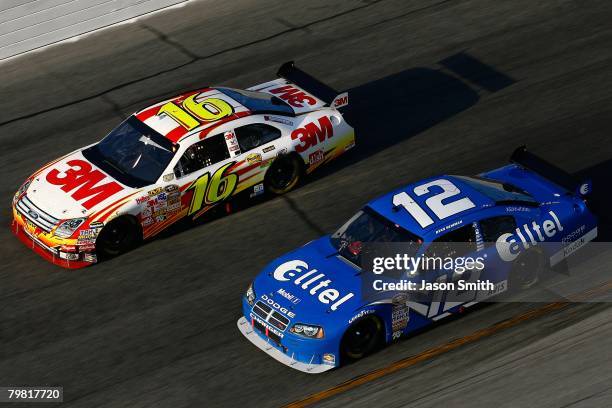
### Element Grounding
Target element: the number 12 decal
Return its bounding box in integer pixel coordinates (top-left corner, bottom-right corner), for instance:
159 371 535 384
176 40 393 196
392 179 475 228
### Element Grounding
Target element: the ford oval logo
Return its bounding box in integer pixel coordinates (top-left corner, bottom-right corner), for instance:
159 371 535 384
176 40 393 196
28 210 39 219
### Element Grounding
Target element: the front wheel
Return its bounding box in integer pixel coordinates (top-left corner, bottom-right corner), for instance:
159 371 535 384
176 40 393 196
264 154 303 195
96 216 141 259
340 316 383 361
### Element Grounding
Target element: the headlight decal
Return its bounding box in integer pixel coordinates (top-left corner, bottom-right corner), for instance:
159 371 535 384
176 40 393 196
54 218 87 238
290 323 324 339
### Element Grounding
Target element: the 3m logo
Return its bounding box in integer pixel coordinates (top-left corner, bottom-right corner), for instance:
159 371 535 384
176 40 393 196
291 116 333 153
46 159 123 209
269 85 317 108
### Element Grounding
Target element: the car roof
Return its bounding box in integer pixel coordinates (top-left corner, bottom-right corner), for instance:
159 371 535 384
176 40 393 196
133 87 253 143
367 175 497 236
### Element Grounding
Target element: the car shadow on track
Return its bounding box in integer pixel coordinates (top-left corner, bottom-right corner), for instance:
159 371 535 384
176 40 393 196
308 51 516 182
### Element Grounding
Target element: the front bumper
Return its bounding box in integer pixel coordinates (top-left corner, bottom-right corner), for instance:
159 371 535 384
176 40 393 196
237 317 334 374
11 205 95 269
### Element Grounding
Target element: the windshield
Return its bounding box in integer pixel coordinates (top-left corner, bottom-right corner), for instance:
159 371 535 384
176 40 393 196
83 117 177 188
455 175 535 203
330 207 422 268
217 87 294 116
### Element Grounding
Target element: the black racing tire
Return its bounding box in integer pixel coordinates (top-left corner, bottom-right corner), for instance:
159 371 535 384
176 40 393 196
264 154 303 195
96 216 141 259
509 249 544 291
340 316 384 361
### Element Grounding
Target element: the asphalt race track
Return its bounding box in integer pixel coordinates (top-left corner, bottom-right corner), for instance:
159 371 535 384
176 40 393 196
1 0 612 407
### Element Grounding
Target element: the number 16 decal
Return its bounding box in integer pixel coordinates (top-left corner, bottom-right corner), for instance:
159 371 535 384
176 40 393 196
187 162 238 216
393 179 475 228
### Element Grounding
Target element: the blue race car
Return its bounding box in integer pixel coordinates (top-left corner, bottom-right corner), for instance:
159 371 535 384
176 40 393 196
237 146 597 373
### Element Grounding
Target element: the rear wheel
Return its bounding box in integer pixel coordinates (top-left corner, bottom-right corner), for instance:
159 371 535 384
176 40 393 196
509 249 544 291
264 154 303 195
340 316 383 361
96 216 141 259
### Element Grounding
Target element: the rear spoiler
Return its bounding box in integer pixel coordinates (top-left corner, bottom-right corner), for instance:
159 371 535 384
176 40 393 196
277 61 348 108
510 146 591 197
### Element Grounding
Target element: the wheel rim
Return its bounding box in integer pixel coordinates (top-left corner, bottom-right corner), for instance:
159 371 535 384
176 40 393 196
269 158 299 191
514 252 540 289
98 219 135 255
344 319 379 359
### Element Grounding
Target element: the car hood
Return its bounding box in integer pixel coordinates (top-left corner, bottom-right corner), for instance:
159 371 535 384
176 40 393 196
23 150 135 219
252 236 363 323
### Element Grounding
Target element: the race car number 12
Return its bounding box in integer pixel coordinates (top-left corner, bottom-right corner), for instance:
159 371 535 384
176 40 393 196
187 162 238 215
158 95 234 130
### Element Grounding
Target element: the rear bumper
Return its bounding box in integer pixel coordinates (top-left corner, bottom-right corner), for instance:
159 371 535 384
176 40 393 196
237 317 334 374
11 215 93 269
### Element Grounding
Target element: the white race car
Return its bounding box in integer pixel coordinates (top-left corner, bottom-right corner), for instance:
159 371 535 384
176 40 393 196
12 62 355 268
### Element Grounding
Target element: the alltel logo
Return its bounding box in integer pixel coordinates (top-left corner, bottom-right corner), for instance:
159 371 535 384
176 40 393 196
496 211 563 261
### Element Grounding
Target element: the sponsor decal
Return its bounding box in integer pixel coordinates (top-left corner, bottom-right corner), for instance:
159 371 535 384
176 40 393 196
79 243 96 251
28 210 39 219
308 150 324 166
269 85 317 108
272 260 354 311
277 148 288 156
83 252 97 263
157 192 168 201
246 153 262 164
46 159 123 210
291 116 333 154
79 229 98 238
153 204 166 213
322 353 336 365
348 310 374 325
77 237 96 245
142 217 154 227
155 214 167 222
225 131 240 157
261 294 296 318
148 187 163 196
163 174 174 182
262 145 276 153
391 293 409 332
89 221 104 228
496 211 563 262
167 202 181 212
136 195 149 204
60 252 79 260
250 183 265 198
506 206 531 212
142 208 152 218
165 184 179 193
277 288 300 304
332 93 349 108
